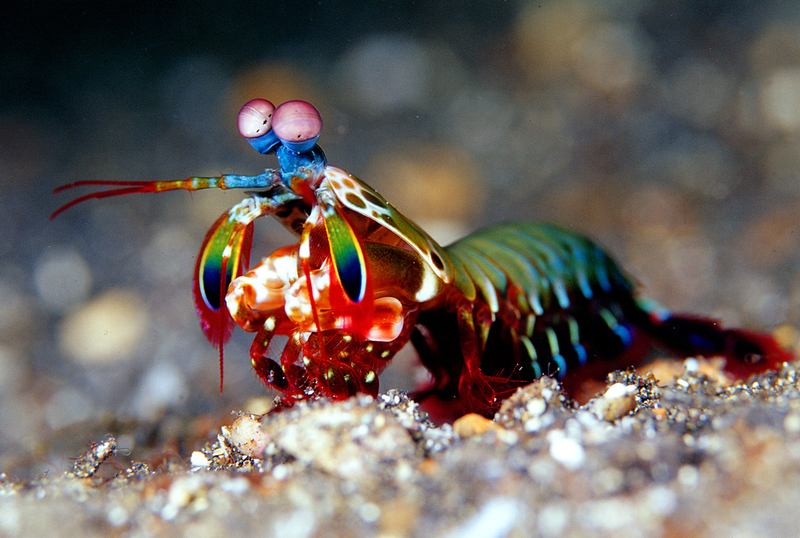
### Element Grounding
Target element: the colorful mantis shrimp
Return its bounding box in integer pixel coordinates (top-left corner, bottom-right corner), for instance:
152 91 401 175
53 98 793 416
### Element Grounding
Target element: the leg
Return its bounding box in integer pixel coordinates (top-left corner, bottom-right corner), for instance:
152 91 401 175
454 300 501 414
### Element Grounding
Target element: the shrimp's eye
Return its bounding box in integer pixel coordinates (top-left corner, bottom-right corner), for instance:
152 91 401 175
238 99 275 139
272 100 322 152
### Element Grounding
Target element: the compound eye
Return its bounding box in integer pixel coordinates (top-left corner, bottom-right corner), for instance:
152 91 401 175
237 99 275 139
272 100 322 152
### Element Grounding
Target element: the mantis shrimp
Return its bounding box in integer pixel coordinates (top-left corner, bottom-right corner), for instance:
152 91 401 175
53 98 793 416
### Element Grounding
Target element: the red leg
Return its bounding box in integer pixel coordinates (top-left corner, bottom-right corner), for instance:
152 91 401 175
454 300 499 414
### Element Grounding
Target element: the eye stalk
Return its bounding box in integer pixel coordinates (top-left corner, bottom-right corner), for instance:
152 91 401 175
238 98 326 179
239 99 279 154
272 100 323 153
238 99 275 138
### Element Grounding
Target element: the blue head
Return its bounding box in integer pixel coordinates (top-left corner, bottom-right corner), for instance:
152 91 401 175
238 99 326 182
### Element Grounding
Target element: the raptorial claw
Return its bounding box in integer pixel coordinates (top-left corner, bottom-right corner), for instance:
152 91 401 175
193 211 253 350
226 245 300 332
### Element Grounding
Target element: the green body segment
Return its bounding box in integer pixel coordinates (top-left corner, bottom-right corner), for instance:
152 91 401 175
444 223 633 316
412 222 638 397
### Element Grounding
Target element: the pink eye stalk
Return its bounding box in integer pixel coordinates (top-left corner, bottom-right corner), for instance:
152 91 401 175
237 99 275 139
272 100 323 152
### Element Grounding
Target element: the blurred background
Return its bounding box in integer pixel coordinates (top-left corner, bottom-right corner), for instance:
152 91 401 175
2 0 800 476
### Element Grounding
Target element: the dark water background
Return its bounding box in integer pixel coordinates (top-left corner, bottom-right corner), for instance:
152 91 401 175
2 0 800 475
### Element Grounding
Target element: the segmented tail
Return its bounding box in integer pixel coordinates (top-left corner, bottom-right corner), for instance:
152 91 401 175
641 310 792 379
